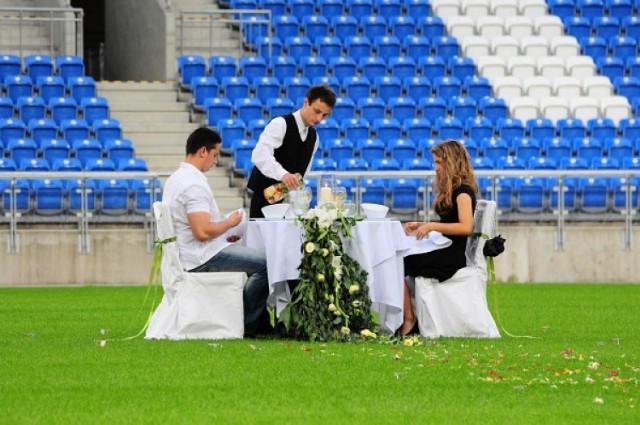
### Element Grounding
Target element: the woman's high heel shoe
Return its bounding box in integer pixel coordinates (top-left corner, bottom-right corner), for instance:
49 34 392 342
398 317 417 336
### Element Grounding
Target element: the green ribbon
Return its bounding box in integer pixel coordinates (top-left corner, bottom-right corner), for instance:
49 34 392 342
118 236 176 341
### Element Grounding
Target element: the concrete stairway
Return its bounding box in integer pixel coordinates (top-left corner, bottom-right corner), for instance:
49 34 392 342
97 80 245 212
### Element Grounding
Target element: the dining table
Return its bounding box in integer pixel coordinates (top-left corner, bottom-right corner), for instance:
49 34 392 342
243 218 411 333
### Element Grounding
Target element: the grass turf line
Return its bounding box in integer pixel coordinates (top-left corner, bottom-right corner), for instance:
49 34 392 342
0 284 638 424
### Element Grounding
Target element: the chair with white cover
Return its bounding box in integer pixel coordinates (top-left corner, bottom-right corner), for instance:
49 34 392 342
509 96 540 122
582 76 612 99
146 202 247 340
462 36 492 60
599 96 631 125
570 97 600 122
540 97 570 123
493 76 523 100
476 16 505 38
520 36 549 59
537 56 566 79
414 200 501 339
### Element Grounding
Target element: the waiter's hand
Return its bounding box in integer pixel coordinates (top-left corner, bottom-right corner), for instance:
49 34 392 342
281 173 300 191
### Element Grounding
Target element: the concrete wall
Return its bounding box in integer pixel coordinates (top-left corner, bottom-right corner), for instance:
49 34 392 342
1 223 638 286
104 0 174 81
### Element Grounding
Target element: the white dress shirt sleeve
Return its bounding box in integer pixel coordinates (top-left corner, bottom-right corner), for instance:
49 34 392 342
251 116 289 181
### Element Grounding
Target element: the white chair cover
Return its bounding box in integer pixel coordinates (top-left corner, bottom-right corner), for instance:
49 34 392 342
414 200 501 338
145 202 247 340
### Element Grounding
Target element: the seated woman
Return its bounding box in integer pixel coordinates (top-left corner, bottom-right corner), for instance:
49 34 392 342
399 139 478 336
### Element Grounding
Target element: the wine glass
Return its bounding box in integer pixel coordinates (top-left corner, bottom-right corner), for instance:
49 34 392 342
334 187 347 210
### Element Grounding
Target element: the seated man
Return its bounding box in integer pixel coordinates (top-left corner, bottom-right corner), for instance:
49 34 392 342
163 127 271 336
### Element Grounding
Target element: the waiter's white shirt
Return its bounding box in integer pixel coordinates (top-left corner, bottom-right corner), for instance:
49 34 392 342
163 162 230 270
251 109 319 180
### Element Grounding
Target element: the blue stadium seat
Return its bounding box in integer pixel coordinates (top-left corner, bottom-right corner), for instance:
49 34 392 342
118 158 148 171
419 16 445 38
374 35 402 59
92 118 122 144
1 118 26 145
80 97 109 125
0 54 21 81
313 76 341 95
291 0 315 16
622 156 640 169
239 56 267 80
262 0 286 16
587 117 616 140
432 36 459 58
526 118 555 141
512 138 541 163
564 17 591 40
67 76 96 102
266 97 295 116
51 157 81 171
247 118 267 140
36 75 65 103
560 157 589 170
403 76 431 101
4 75 33 102
208 56 237 81
389 178 420 214
465 116 493 142
516 177 546 213
60 119 90 143
301 16 328 41
326 138 355 163
573 137 604 162
339 157 369 171
273 15 300 40
460 138 479 158
9 139 38 164
614 76 640 99
332 97 356 121
177 55 206 87
31 178 64 215
55 55 84 83
319 0 344 18
472 156 495 170
19 157 49 171
17 96 45 123
216 118 246 152
221 76 250 101
269 56 296 81
284 76 311 102
343 76 372 99
255 36 283 58
190 76 219 110
28 118 57 146
388 56 416 80
24 54 53 81
348 0 374 18
593 16 621 38
604 137 633 162
388 17 416 41
299 56 327 80
285 36 313 58
610 175 639 212
404 0 430 17
448 56 476 81
1 178 31 213
0 97 12 119
419 96 447 119
373 117 402 141
205 97 233 125
403 157 432 170
578 0 605 18
332 15 358 39
463 76 492 100
359 15 387 40
579 177 610 213
497 156 526 170
72 139 102 166
580 36 607 60
358 56 387 81
433 76 461 99
448 96 477 122
618 117 640 140
330 57 358 80
596 57 624 80
105 139 135 162
354 138 383 163
231 139 257 173
66 178 96 212
608 0 633 18
481 138 509 163
543 137 572 163
419 139 440 158
234 97 263 122
625 56 640 79
418 56 446 81
548 0 575 18
494 177 516 212
373 76 402 102
434 116 463 139
403 117 431 141
48 97 77 124
496 118 525 143
361 178 386 204
403 35 430 62
387 96 416 121
253 76 280 104
341 118 370 142
375 0 402 16
623 15 640 38
387 138 417 163
131 178 163 214
316 118 341 141
314 36 342 58
312 157 338 171
479 97 508 123
99 178 130 215
357 97 386 121
592 156 621 170
609 36 637 58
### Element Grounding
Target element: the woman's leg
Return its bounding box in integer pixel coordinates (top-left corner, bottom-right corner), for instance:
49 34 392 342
399 278 416 336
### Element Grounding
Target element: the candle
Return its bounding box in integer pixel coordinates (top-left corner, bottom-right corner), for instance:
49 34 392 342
319 186 333 204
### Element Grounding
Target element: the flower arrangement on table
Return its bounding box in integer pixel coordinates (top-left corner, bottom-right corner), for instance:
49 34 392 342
280 204 376 341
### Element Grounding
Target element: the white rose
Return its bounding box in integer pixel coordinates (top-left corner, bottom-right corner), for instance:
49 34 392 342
305 242 316 253
349 285 360 294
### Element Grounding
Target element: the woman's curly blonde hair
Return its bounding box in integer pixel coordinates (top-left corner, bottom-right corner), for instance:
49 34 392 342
430 139 479 212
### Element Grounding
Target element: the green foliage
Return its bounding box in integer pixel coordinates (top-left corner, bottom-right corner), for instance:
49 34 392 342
280 206 374 341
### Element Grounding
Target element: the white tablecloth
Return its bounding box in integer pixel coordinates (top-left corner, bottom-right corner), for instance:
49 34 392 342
243 219 411 332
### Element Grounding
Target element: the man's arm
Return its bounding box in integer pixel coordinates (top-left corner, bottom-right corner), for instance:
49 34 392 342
251 116 288 181
187 210 243 242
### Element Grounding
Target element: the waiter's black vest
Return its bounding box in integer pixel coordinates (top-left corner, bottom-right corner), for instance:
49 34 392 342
247 113 317 194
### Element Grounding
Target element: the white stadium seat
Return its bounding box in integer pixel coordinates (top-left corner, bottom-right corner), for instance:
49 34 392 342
505 16 535 40
540 97 570 123
462 36 492 59
463 0 490 16
566 56 596 80
493 76 524 100
430 0 461 18
553 76 583 97
600 96 631 125
492 36 520 59
570 97 600 121
582 76 613 99
446 16 476 39
476 16 505 38
534 15 564 39
491 0 518 17
519 0 548 17
550 36 580 57
520 36 550 59
509 96 540 121
477 56 507 81
507 55 536 80
537 56 566 79
523 76 553 99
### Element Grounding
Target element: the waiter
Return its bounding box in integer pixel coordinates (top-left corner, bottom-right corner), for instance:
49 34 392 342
247 85 336 218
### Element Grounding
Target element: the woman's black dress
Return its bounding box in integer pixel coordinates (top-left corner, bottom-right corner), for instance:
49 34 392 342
404 184 477 282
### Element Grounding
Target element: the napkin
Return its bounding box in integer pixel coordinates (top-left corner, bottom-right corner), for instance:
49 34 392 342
223 208 247 240
403 231 452 257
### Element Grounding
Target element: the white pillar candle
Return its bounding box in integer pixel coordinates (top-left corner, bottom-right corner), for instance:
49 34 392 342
319 187 333 204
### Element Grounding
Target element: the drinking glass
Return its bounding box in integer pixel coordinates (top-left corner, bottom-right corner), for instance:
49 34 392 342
334 187 347 209
290 187 311 216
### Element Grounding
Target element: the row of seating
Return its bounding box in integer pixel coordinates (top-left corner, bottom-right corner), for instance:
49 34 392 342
1 75 97 103
549 0 640 20
1 118 122 144
0 157 148 172
0 54 84 82
565 15 640 39
0 177 161 215
0 96 110 125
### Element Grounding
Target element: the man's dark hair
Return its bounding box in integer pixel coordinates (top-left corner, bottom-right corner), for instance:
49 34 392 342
306 84 337 108
185 127 221 156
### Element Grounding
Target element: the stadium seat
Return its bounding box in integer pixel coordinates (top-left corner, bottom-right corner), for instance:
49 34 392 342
118 158 148 171
534 15 565 39
4 75 33 102
312 76 340 96
247 118 267 140
509 97 539 122
28 118 57 146
329 57 357 80
597 57 625 81
311 157 338 171
387 97 416 121
36 75 65 103
48 97 78 124
539 97 570 123
477 56 507 81
579 177 610 213
17 96 45 123
573 137 603 162
284 36 313 58
558 118 586 141
403 157 432 170
273 15 299 40
433 76 461 99
190 76 219 111
0 54 21 81
466 116 493 142
403 35 429 61
205 97 233 125
389 178 420 214
80 97 110 125
564 16 591 40
331 15 358 39
32 178 64 215
550 36 581 57
404 0 431 18
496 118 525 142
388 56 417 80
543 137 572 163
268 56 296 81
291 0 314 16
0 97 12 119
9 139 38 164
67 76 96 102
98 178 130 215
516 177 546 213
387 138 417 163
234 97 263 122
316 118 341 141
60 119 90 143
266 97 295 117
339 157 369 171
131 178 162 214
177 55 206 87
326 138 355 163
252 76 279 104
481 138 509 163
105 139 135 162
358 56 387 81
360 178 386 205
343 76 371 99
526 118 554 141
493 77 523 101
536 56 565 80
609 36 637 58
479 97 508 124
512 137 541 163
298 57 327 81
419 97 447 120
403 76 431 101
600 96 631 125
72 139 102 166
283 77 310 102
332 97 356 122
302 15 329 41
341 118 369 142
374 35 402 60
447 16 475 40
314 37 342 58
403 117 432 142
463 76 491 101
1 118 26 145
434 116 463 139
587 118 616 140
51 157 82 172
24 54 54 81
371 157 401 171
374 76 402 102
448 96 477 122
359 15 387 40
216 118 246 152
255 36 283 59
581 36 607 61
372 117 402 141
92 118 122 144
231 139 256 173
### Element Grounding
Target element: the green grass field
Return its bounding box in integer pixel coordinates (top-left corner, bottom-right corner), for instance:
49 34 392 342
0 284 638 424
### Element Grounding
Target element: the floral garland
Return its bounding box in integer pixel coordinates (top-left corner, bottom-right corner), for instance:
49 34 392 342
280 205 377 342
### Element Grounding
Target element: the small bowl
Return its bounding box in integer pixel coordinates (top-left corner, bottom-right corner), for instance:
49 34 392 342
361 203 389 219
261 203 291 219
